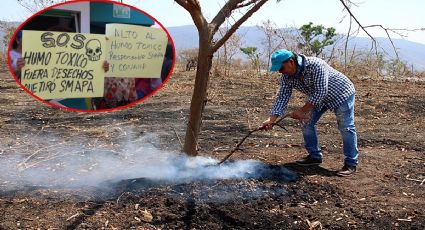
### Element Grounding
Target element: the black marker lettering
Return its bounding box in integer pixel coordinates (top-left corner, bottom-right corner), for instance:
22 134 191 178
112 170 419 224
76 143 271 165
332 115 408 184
56 33 70 47
41 32 55 48
70 34 86 49
23 51 52 65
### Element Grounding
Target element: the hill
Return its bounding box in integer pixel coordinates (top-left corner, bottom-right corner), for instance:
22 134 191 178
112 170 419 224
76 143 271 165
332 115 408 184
167 25 425 70
2 23 423 70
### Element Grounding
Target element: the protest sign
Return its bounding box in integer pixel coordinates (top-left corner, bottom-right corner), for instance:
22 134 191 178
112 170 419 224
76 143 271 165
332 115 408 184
105 23 168 78
21 30 106 99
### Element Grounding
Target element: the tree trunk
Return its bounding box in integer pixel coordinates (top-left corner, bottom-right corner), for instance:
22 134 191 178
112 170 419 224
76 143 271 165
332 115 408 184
177 0 269 156
183 30 213 156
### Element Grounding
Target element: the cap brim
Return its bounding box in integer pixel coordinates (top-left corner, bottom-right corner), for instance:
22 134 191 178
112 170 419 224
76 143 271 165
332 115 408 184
269 63 281 72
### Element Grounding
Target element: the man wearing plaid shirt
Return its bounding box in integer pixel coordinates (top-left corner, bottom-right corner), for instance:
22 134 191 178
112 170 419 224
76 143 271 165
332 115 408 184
261 49 358 177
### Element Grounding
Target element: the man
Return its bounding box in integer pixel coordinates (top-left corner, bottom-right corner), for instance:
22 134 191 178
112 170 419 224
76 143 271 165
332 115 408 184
261 49 358 177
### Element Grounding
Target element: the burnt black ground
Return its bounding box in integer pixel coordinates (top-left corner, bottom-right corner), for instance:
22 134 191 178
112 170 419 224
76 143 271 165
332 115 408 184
0 65 424 229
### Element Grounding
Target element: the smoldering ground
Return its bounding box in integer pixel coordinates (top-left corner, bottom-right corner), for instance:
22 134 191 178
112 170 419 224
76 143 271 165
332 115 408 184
0 130 297 201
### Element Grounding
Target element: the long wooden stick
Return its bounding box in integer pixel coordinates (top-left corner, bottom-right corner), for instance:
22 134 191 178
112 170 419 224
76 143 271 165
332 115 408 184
217 114 290 165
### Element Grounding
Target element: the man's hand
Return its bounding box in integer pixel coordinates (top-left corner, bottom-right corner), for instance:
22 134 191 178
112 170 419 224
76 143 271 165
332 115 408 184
290 102 314 123
16 58 25 70
290 110 311 123
260 115 278 131
103 60 109 72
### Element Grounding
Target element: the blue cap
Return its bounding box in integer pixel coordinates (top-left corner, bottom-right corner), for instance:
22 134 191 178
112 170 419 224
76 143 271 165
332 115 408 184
269 49 294 72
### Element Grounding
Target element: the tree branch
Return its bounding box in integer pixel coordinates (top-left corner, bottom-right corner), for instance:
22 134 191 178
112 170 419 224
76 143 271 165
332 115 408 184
210 0 244 35
340 1 423 64
344 16 352 69
365 26 425 33
364 24 400 59
175 0 207 32
174 0 190 9
212 0 268 53
17 0 64 13
236 0 258 8
339 0 375 40
338 0 378 55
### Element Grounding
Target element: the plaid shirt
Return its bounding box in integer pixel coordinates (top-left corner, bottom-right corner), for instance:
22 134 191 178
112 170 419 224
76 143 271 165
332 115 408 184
271 55 355 116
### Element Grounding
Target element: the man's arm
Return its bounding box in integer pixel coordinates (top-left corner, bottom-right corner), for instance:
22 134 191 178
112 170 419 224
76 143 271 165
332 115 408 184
271 76 292 116
261 76 292 130
291 101 314 121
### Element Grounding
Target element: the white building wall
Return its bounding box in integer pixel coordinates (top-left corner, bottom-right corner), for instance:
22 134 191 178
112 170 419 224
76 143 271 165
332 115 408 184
54 2 90 33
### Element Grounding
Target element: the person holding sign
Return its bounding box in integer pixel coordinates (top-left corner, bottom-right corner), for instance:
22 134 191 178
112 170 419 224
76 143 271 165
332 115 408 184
10 31 25 80
102 77 137 108
132 42 174 100
96 24 169 108
134 42 173 99
19 30 111 110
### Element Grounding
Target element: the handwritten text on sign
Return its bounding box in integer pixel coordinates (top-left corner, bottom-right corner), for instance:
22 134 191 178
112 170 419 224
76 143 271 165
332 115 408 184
106 24 168 78
21 30 105 99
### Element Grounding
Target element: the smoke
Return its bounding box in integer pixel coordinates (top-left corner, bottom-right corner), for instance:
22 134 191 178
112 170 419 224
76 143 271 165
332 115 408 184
0 132 296 192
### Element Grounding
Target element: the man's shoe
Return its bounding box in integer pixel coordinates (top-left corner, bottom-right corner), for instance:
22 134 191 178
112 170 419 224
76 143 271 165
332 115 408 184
336 165 356 177
295 155 322 166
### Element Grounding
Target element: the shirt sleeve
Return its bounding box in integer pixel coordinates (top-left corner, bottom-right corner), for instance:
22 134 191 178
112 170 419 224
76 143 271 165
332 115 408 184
308 63 329 106
271 76 292 116
10 51 19 72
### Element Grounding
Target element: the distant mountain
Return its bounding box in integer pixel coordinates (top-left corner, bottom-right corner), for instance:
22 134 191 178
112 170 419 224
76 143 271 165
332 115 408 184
166 25 199 50
2 22 423 70
166 25 425 71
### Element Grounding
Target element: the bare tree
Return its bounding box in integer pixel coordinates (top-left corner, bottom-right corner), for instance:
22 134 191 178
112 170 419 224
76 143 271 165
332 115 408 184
0 22 14 48
2 26 16 50
216 25 242 77
179 48 199 71
179 48 198 62
0 23 16 63
17 0 66 13
257 20 286 69
339 0 424 78
175 0 273 156
271 23 304 54
340 2 423 59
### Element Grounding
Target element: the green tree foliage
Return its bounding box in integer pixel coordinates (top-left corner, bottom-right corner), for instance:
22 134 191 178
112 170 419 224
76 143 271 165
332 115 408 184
240 47 260 71
298 22 336 56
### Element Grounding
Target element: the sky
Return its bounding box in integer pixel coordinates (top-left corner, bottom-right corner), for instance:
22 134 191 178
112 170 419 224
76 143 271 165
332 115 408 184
2 0 424 44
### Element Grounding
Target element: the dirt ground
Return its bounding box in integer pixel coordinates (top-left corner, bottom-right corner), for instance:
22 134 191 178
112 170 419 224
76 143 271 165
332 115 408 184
0 63 424 230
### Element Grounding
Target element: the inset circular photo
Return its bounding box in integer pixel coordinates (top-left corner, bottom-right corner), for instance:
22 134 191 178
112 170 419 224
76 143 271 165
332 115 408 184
8 0 175 112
